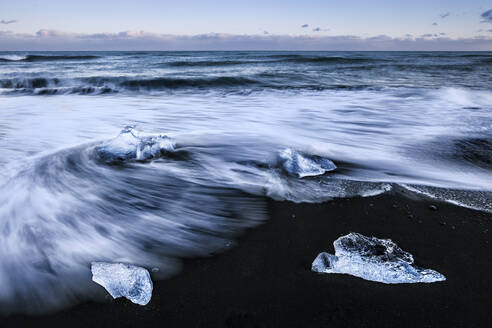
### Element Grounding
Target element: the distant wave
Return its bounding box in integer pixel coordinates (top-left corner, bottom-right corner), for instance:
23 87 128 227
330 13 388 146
282 56 376 64
0 76 256 90
0 76 259 94
0 75 376 94
0 55 100 62
1 87 115 95
0 78 114 95
37 87 115 95
165 56 376 67
0 55 28 62
1 51 490 95
391 64 476 72
119 76 259 89
167 60 251 67
0 78 59 89
266 54 304 58
458 54 492 58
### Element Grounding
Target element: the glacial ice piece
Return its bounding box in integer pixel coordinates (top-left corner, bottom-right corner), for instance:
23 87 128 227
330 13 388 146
91 262 153 305
312 233 446 284
95 126 175 163
279 148 336 178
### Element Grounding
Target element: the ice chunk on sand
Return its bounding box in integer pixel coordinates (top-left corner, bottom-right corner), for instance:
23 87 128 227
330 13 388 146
91 262 153 305
95 126 175 163
279 148 336 178
312 233 445 284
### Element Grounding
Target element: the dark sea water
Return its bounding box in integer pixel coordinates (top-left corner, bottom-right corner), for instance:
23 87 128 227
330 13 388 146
0 51 491 313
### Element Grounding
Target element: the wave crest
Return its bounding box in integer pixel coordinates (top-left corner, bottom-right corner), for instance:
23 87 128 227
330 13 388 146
0 54 100 62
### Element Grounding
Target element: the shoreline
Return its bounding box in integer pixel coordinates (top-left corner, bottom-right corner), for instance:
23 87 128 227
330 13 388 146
2 188 491 327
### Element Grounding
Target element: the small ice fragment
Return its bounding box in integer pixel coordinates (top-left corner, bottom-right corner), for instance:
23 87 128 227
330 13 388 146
312 233 446 284
279 148 336 178
91 262 153 305
95 126 175 163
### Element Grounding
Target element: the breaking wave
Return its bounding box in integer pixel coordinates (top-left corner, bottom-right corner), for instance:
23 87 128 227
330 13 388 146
165 56 377 67
0 76 259 94
167 60 249 67
0 75 374 94
0 54 100 62
282 56 376 64
0 78 60 89
119 76 258 89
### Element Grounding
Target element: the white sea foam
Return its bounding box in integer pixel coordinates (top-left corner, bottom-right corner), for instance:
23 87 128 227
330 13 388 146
0 54 27 61
400 184 492 213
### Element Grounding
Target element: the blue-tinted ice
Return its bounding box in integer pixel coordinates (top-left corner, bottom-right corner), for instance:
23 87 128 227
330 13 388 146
312 233 446 284
91 262 153 305
95 126 175 163
279 148 336 178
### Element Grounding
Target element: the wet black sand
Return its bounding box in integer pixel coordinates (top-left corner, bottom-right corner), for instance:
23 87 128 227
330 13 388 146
2 188 491 328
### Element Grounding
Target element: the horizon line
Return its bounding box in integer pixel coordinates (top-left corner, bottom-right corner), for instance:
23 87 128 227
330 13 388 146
2 49 492 52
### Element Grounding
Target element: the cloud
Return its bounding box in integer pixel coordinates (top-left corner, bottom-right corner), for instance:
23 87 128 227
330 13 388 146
481 9 492 23
301 24 309 28
420 33 444 38
440 12 450 19
0 29 491 51
36 29 70 37
432 22 438 26
0 19 17 24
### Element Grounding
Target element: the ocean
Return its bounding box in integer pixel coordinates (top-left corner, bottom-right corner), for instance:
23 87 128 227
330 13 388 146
0 51 491 313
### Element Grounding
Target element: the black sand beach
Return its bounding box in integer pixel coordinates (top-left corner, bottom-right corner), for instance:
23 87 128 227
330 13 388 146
2 187 490 328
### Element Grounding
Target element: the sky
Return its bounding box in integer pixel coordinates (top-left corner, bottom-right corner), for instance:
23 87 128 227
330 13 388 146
1 0 492 50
